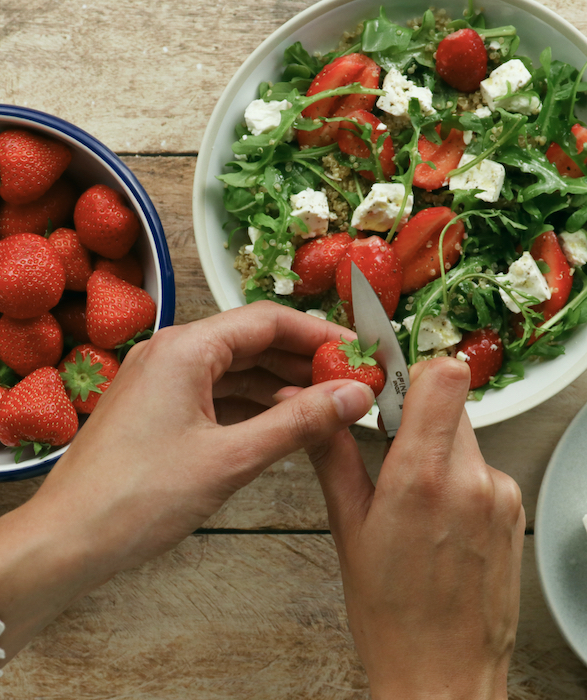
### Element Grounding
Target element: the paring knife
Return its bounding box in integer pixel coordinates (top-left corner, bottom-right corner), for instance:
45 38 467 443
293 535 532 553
351 261 410 438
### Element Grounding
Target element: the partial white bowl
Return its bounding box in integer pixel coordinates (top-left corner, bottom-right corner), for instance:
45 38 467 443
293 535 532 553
0 105 175 481
193 0 587 430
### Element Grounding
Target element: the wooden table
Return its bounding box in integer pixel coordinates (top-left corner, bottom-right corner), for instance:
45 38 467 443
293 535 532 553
2 0 587 697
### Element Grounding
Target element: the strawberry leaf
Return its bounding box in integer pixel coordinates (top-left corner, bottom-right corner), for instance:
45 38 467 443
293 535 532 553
60 350 107 402
116 328 154 362
337 336 379 369
12 440 53 464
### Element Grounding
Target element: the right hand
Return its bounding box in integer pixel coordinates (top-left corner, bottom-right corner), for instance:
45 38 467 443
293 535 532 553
303 357 525 700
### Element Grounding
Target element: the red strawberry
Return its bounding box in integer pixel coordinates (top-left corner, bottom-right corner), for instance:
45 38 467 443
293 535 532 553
292 232 352 297
297 54 381 148
435 28 488 93
74 184 140 259
529 230 572 321
456 328 503 389
94 252 144 288
336 109 396 181
0 233 66 318
413 126 466 191
0 129 72 205
0 366 78 450
0 312 63 377
0 178 77 239
390 206 465 294
59 343 120 414
86 270 156 349
51 295 90 344
336 235 403 324
312 337 385 396
546 124 587 178
47 227 93 292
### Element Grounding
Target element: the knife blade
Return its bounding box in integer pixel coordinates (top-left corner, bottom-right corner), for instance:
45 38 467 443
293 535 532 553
351 261 410 438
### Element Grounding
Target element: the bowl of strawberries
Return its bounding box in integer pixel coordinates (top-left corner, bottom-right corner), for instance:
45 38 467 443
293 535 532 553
0 105 175 480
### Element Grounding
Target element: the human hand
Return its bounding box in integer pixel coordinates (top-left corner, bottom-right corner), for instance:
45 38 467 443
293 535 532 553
0 301 374 662
305 358 525 700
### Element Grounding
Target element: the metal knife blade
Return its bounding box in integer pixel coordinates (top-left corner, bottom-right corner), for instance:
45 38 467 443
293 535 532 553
351 261 410 438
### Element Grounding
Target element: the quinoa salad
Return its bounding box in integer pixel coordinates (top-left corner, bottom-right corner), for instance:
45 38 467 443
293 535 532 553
218 0 587 396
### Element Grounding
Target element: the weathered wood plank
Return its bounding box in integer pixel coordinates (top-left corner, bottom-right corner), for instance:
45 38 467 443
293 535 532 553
1 534 585 699
0 0 585 153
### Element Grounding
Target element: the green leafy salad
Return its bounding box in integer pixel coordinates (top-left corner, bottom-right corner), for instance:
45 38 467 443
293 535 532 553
218 0 587 396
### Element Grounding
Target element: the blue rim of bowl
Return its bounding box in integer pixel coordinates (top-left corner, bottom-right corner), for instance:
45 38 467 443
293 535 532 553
0 104 175 481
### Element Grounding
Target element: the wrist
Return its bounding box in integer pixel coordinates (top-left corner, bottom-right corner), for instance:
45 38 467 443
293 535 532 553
369 670 509 700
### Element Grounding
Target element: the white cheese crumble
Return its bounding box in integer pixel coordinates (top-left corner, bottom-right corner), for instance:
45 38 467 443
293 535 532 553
496 251 551 312
391 320 401 333
376 67 436 119
403 312 462 352
449 153 505 203
244 226 294 295
480 59 536 112
559 230 587 267
351 183 413 232
244 98 293 138
289 188 330 238
456 350 470 362
474 105 492 118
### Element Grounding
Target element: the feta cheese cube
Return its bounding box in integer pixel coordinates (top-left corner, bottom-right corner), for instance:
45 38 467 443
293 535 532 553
351 183 413 232
290 188 330 238
306 308 328 320
499 94 541 115
496 251 552 312
559 229 587 267
474 105 492 118
244 98 293 138
403 312 462 352
391 320 401 333
480 59 532 111
456 350 470 362
272 254 295 295
377 67 435 119
449 154 505 203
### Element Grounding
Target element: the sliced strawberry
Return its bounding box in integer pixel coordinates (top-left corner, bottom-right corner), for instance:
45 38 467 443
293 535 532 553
546 124 587 178
312 337 385 396
336 235 403 324
336 109 395 181
297 54 381 148
456 328 503 389
292 231 352 297
390 206 465 294
413 126 466 191
529 230 572 321
435 28 488 93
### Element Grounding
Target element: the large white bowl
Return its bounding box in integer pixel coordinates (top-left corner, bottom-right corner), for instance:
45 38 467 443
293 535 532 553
194 0 587 430
0 105 175 481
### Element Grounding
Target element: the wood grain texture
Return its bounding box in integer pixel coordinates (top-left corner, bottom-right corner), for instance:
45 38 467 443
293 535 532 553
2 535 587 699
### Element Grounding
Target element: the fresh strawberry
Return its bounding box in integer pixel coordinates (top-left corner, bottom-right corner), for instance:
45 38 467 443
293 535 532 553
0 233 66 318
435 28 488 93
390 206 465 294
86 270 156 349
546 124 587 178
59 343 120 414
336 235 403 324
0 312 63 377
47 227 93 292
529 230 572 321
292 232 352 297
51 295 90 344
456 328 503 389
0 366 78 451
413 126 466 191
0 129 72 205
74 184 140 259
336 109 395 181
0 178 77 239
312 337 385 396
297 54 381 148
94 252 143 288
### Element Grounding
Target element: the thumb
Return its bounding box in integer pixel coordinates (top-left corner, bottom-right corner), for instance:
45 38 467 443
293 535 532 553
218 379 374 487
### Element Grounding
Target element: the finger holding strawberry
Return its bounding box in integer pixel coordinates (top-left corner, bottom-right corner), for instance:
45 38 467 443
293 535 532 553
59 344 120 414
312 337 384 397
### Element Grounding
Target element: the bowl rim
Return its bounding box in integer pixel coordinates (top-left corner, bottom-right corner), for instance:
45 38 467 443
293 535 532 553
0 104 176 481
193 0 587 430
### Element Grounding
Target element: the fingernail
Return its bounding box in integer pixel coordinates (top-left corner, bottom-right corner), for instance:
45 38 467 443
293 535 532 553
332 382 374 423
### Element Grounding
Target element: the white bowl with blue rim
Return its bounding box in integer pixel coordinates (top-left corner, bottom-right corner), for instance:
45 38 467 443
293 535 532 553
0 105 175 481
193 0 587 430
